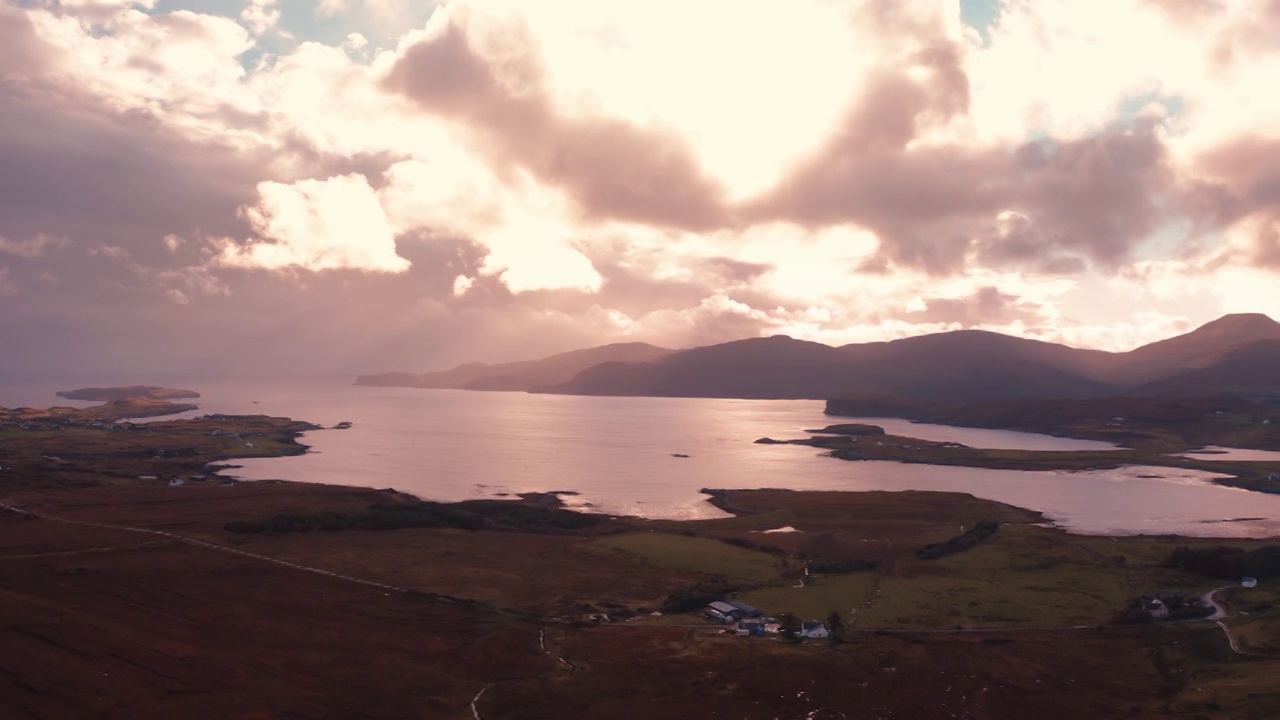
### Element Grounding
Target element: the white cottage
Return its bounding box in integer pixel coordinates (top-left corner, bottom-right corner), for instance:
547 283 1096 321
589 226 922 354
798 621 830 639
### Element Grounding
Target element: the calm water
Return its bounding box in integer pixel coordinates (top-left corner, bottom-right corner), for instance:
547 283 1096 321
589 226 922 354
3 380 1279 538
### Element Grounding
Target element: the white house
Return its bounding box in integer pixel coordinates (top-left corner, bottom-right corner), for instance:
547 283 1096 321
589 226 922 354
798 621 830 639
1242 577 1259 589
1144 598 1169 619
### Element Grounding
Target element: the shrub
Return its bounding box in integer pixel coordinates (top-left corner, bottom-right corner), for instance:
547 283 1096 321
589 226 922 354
1164 545 1280 580
916 521 1000 560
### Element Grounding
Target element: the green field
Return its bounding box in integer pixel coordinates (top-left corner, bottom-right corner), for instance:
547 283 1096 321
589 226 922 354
737 572 877 620
856 526 1220 629
1222 585 1280 653
594 532 782 583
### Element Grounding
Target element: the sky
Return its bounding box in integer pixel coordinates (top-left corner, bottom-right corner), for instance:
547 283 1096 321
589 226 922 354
2 0 1280 378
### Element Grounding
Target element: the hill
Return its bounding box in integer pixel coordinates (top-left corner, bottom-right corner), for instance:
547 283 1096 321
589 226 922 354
549 336 856 399
1138 338 1280 400
1105 313 1280 384
358 313 1280 404
545 331 1116 403
355 342 674 392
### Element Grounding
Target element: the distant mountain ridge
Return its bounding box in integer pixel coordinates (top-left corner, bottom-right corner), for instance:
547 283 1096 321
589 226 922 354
357 313 1280 404
356 342 675 392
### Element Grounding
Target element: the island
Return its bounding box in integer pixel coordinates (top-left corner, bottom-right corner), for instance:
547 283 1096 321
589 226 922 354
56 385 202 402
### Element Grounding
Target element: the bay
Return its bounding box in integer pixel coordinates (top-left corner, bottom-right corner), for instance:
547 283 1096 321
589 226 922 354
3 379 1279 538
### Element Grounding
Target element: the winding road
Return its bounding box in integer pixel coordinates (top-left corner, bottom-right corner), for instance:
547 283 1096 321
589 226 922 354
1201 586 1229 621
1201 586 1245 654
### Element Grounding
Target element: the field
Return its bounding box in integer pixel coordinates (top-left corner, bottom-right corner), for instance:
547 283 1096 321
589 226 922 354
850 525 1216 629
737 571 877 619
594 532 782 583
1221 584 1280 654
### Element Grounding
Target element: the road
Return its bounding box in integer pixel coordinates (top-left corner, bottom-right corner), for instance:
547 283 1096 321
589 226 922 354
1201 586 1247 655
1201 586 1229 621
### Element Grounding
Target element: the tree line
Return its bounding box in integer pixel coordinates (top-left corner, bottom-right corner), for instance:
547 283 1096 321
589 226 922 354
1164 545 1280 580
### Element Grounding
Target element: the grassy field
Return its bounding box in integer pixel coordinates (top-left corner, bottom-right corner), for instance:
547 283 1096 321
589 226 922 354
594 532 782 583
855 526 1221 629
1222 585 1280 653
737 571 877 620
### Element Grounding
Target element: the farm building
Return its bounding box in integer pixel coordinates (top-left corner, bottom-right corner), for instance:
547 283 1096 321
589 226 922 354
729 600 762 618
1242 576 1259 589
705 601 740 623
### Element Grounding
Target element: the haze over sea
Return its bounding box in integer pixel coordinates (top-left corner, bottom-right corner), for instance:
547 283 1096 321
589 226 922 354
4 379 1279 539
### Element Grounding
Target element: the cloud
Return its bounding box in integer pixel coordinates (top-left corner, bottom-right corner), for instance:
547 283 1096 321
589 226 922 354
0 268 19 298
0 233 70 258
240 0 280 36
317 0 427 36
216 173 410 272
903 285 1048 327
750 81 1174 273
382 7 729 231
1182 133 1280 266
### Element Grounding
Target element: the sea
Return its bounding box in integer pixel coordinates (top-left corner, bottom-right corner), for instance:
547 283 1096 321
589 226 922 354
3 378 1279 538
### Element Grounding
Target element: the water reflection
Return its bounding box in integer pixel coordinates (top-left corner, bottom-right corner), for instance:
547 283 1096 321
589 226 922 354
4 380 1278 538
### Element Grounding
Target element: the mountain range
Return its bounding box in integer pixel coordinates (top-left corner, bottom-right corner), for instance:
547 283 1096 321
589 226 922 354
356 313 1280 404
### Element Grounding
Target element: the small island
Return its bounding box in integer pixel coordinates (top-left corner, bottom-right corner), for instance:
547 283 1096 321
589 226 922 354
57 385 201 402
804 423 887 436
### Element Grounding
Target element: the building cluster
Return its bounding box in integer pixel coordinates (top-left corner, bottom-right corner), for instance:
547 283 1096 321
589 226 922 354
703 600 830 640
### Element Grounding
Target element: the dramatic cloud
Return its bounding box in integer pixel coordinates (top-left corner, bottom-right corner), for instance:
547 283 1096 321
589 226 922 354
1 0 1279 379
383 7 730 230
